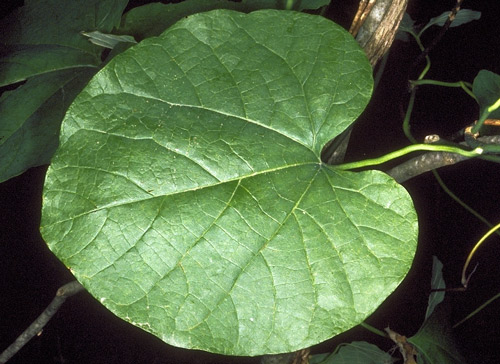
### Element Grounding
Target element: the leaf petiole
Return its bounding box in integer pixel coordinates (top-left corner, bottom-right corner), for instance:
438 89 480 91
410 79 476 100
359 322 387 338
333 144 483 171
461 221 500 286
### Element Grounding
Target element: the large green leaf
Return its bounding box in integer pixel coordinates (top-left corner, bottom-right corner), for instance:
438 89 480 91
41 9 418 355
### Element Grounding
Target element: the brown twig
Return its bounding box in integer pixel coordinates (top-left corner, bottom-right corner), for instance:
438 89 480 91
0 281 85 364
386 135 500 183
355 0 409 66
412 0 465 69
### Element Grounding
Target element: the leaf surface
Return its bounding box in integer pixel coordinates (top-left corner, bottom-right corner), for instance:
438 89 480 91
41 9 418 355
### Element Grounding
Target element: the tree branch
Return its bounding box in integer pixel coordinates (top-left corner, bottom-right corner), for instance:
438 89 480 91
0 281 84 364
387 135 500 183
323 0 409 165
412 0 465 70
355 0 408 67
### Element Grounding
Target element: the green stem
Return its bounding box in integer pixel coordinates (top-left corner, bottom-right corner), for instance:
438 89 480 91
411 79 476 100
334 144 483 171
408 31 431 80
360 322 387 338
403 88 418 143
432 170 500 237
488 97 500 113
461 221 500 286
472 96 500 133
453 291 500 328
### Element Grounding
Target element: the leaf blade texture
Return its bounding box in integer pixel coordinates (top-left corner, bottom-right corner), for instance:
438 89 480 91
41 9 418 356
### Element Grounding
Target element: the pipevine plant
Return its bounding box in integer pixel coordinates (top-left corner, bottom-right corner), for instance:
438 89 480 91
0 1 499 364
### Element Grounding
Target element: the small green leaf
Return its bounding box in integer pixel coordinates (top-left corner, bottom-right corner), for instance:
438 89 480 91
472 70 500 127
42 9 417 355
310 341 395 364
419 9 481 36
409 303 468 364
410 259 466 364
425 256 445 320
295 0 331 10
81 31 137 49
395 13 415 42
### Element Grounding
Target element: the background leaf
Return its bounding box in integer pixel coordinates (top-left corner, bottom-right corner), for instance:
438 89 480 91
0 69 96 182
472 69 500 124
409 303 468 364
425 256 445 320
409 257 466 364
1 0 127 49
395 13 416 42
41 9 417 355
310 341 395 364
117 0 242 40
0 45 98 86
117 0 330 41
419 9 481 36
0 0 128 182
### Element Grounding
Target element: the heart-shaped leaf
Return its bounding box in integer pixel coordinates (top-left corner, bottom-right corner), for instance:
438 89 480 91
41 9 418 355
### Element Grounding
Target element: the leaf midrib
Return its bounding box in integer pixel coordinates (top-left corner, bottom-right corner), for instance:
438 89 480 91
79 90 317 152
44 160 321 227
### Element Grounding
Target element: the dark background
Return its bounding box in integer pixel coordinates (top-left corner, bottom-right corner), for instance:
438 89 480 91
1 1 500 363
